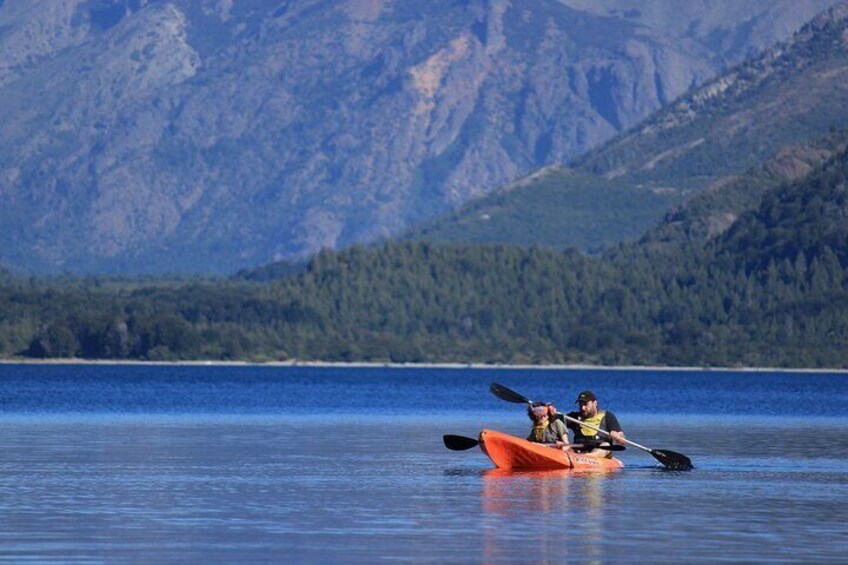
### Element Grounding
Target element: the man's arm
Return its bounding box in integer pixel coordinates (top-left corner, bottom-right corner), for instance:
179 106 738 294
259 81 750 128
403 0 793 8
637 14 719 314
604 411 626 444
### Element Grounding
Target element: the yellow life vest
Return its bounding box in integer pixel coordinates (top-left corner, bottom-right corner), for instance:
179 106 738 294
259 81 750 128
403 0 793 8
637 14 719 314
532 417 549 442
579 411 605 438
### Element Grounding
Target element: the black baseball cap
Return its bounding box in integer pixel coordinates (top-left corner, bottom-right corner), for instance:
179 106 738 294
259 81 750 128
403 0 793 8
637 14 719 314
575 390 597 404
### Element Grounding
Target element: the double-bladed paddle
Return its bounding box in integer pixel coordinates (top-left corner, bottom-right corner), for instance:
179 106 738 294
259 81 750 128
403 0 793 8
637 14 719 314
442 434 624 452
489 382 693 470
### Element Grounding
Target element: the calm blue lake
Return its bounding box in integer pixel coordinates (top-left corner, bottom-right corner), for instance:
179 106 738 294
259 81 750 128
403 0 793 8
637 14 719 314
0 363 846 563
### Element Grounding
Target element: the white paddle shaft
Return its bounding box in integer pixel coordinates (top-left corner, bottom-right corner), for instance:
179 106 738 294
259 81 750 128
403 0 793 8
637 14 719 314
556 410 654 454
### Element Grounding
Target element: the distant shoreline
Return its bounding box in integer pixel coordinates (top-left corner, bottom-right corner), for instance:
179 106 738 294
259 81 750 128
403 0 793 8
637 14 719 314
0 357 845 374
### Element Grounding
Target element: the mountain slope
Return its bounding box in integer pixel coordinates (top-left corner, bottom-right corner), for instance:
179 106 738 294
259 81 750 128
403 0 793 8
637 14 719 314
407 1 848 252
578 2 848 182
0 0 837 274
404 166 684 252
642 132 847 246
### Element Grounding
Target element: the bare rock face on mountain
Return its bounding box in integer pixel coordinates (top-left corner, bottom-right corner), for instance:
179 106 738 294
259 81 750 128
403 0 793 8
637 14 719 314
402 2 848 256
0 0 838 273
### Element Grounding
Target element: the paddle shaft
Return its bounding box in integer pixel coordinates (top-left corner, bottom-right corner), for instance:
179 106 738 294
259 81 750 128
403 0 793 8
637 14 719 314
557 412 652 453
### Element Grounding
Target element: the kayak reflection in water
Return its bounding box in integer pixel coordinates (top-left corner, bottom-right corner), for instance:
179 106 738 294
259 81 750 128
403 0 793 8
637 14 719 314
553 390 626 459
526 402 569 445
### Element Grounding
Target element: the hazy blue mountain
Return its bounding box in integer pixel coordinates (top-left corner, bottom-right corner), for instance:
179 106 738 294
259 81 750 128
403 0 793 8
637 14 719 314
0 0 836 274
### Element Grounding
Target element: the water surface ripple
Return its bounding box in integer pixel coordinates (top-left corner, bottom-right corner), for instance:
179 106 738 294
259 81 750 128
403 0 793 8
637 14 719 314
0 364 846 562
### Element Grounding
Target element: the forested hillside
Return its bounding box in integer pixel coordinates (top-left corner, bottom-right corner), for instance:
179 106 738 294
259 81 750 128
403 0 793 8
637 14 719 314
403 167 683 253
3 4 848 368
641 131 847 246
4 141 848 368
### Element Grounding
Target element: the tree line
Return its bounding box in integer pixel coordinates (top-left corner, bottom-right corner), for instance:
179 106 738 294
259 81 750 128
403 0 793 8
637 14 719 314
1 238 847 368
2 145 848 368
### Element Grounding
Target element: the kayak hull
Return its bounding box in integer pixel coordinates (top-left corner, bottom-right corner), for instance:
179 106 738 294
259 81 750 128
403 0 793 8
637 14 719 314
478 429 624 472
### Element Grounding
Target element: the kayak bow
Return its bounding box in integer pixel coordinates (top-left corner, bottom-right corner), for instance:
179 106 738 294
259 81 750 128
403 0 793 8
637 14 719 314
479 429 624 472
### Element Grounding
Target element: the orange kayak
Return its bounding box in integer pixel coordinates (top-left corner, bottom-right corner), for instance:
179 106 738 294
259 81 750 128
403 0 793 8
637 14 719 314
478 429 624 471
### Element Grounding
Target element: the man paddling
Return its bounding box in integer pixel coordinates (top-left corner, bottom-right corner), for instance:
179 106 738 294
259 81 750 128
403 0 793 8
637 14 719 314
559 390 626 459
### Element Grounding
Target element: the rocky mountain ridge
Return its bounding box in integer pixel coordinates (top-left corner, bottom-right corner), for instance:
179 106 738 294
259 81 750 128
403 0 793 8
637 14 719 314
407 1 848 253
578 0 848 180
0 0 838 273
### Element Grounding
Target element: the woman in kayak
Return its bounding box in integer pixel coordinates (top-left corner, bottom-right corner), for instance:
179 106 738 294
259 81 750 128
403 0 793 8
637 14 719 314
559 390 626 459
526 401 569 445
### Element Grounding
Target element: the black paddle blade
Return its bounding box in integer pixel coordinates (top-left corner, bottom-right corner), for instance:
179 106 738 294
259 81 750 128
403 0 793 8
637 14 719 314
651 449 693 470
443 434 480 451
490 382 531 404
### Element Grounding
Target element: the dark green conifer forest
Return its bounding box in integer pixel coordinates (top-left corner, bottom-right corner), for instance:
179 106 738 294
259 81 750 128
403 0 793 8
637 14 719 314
3 143 848 368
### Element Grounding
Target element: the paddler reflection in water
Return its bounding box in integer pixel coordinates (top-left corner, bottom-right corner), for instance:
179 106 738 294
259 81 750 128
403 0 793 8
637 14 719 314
561 390 626 459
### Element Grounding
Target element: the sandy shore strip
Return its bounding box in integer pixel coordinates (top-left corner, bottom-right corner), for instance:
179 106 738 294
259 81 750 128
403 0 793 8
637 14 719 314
0 357 845 373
